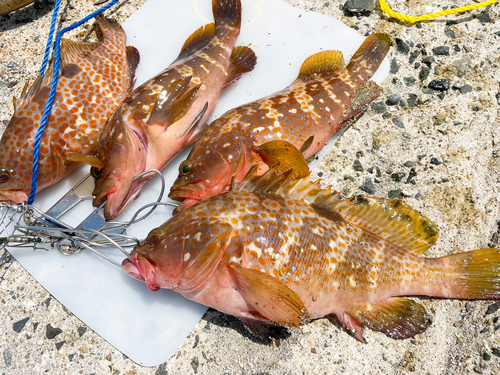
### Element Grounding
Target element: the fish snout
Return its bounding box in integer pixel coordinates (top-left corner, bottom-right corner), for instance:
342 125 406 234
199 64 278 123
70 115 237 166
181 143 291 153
0 190 29 204
122 252 160 291
168 181 207 213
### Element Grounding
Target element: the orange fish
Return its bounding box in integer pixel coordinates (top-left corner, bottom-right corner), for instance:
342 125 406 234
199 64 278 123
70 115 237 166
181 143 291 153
85 0 257 221
169 33 390 213
124 151 500 342
0 16 139 203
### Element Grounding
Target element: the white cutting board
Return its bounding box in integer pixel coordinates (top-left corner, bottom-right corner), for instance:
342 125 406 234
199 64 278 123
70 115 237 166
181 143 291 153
7 0 389 366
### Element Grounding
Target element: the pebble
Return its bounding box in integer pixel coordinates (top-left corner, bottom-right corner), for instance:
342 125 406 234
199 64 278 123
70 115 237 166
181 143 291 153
421 56 435 67
475 12 491 23
407 94 418 107
451 58 469 78
311 348 317 354
473 366 483 374
432 46 450 56
419 67 430 81
388 189 403 199
444 30 456 39
475 34 485 41
202 323 211 333
404 77 416 86
395 38 410 54
391 172 406 182
483 352 491 361
371 101 387 114
428 79 450 91
487 302 500 315
386 93 401 105
191 357 199 374
359 178 376 194
392 117 404 128
390 58 400 74
353 159 364 172
78 326 87 337
156 362 168 375
404 161 416 168
13 317 30 333
343 0 376 13
453 45 460 52
430 157 442 165
55 341 66 350
3 349 12 367
409 50 420 64
492 348 500 358
46 324 62 339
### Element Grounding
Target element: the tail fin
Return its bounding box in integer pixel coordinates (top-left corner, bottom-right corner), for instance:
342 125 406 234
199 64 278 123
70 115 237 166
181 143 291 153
343 33 390 87
440 248 500 299
212 0 242 30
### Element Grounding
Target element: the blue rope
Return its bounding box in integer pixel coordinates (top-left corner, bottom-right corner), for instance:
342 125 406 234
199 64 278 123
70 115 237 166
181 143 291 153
39 0 62 76
28 0 121 204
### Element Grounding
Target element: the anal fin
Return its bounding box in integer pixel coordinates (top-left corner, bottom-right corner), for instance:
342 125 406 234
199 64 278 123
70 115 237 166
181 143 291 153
229 265 310 327
223 46 257 89
347 297 432 340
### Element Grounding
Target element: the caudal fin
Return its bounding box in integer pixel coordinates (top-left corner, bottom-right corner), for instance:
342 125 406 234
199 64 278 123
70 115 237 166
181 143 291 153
212 0 242 30
439 248 500 299
344 33 390 87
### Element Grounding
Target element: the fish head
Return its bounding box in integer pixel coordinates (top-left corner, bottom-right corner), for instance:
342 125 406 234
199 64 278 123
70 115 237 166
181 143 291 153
169 143 235 213
91 115 148 220
122 215 232 293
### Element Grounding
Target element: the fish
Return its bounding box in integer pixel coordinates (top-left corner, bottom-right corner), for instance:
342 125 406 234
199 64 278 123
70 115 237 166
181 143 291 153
169 33 390 213
0 0 36 15
123 151 500 342
84 0 257 221
0 15 139 203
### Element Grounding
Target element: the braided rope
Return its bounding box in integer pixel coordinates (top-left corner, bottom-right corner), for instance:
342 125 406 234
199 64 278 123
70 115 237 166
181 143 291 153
379 0 497 23
28 0 120 204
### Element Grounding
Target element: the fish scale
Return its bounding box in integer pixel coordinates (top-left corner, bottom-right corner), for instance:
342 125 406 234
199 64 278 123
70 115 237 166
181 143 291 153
170 33 391 212
0 15 138 203
126 165 500 342
86 0 257 221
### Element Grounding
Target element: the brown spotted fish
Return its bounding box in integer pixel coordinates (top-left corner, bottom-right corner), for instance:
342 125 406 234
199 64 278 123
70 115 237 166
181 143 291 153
84 0 257 221
0 16 139 203
124 162 500 342
169 33 390 213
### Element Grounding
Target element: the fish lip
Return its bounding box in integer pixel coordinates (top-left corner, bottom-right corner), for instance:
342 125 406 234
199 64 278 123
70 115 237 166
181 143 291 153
103 178 148 221
122 257 145 282
0 191 29 204
168 181 206 201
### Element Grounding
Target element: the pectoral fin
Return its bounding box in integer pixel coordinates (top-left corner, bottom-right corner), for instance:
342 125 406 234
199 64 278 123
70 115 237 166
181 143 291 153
229 265 309 327
177 228 234 294
148 76 201 127
223 46 257 89
253 140 309 179
65 152 104 168
347 297 432 340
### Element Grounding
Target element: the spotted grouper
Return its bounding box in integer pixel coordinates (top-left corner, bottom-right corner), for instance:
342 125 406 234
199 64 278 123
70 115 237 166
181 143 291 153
124 157 500 342
169 33 390 213
83 0 257 221
0 15 139 203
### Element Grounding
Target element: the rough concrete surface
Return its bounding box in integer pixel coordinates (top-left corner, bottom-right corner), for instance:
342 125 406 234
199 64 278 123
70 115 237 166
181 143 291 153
1 0 500 374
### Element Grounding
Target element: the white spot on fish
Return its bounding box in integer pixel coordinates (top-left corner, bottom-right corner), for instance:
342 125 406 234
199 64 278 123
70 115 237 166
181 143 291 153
184 252 191 262
193 232 202 241
289 108 297 114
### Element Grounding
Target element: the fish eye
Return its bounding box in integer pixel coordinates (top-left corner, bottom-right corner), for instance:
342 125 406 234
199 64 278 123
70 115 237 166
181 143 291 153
179 160 192 176
147 227 165 245
0 168 10 184
90 166 102 179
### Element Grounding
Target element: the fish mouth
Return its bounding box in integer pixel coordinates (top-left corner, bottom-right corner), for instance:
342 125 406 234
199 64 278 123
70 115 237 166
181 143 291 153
93 175 148 221
122 252 159 291
168 182 206 214
0 190 29 204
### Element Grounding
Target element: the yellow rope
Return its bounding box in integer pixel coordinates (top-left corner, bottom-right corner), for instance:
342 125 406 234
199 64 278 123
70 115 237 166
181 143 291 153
379 0 498 23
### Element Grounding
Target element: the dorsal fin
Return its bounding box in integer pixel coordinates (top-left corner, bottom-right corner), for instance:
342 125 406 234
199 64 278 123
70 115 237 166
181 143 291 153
235 169 438 255
176 23 216 61
60 39 99 69
294 50 345 82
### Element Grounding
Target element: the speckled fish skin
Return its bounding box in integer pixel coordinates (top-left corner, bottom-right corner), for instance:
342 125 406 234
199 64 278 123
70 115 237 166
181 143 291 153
169 33 390 212
0 16 138 203
90 0 257 221
125 168 500 341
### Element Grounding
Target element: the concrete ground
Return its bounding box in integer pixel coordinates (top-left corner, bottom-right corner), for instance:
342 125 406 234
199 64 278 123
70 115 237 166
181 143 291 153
1 0 500 373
